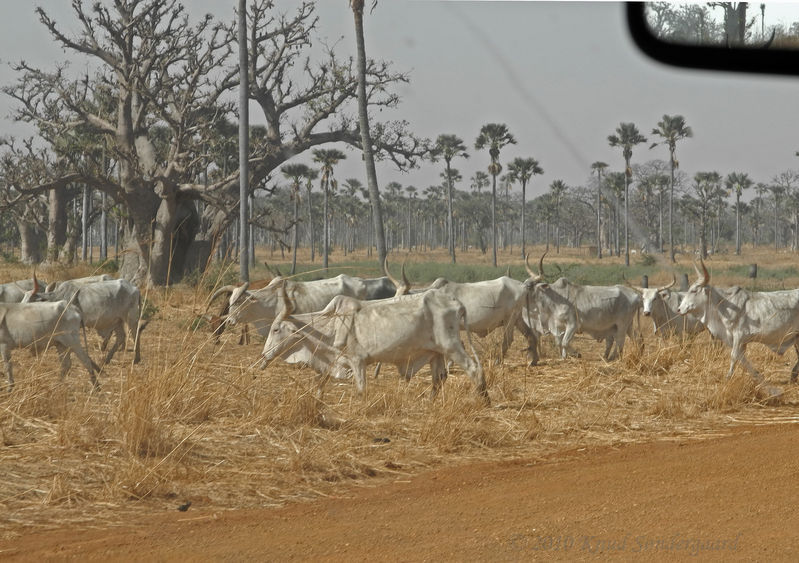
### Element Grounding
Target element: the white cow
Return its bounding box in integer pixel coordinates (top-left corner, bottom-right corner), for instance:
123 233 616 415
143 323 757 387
23 277 143 366
0 278 47 303
45 274 113 293
385 262 538 365
0 301 99 390
628 276 705 338
525 253 642 360
677 257 799 384
210 273 397 339
261 285 487 401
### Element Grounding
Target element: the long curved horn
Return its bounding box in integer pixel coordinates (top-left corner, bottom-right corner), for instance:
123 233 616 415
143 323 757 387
621 273 642 294
277 281 294 319
524 253 542 282
384 257 400 288
206 285 238 312
698 256 710 286
538 250 548 276
400 261 410 291
659 274 677 292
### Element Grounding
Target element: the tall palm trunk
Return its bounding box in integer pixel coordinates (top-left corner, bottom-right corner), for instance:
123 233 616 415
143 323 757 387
521 180 527 259
491 172 497 267
291 192 299 275
669 150 676 262
323 180 330 270
238 0 249 282
352 1 386 269
446 162 456 264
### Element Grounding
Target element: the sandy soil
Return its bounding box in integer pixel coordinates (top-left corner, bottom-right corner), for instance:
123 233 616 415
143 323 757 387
2 422 797 561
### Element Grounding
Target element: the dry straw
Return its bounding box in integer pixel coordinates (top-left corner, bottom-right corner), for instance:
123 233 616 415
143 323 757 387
1 248 798 535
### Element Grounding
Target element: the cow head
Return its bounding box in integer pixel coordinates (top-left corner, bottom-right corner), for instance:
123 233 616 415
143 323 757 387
627 275 676 317
677 257 710 316
261 282 301 366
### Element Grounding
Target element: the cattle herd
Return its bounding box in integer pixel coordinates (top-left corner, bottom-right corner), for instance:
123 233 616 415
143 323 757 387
2 253 797 402
0 273 143 390
204 253 799 404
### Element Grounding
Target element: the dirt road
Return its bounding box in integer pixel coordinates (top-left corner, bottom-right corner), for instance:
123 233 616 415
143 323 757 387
2 423 798 561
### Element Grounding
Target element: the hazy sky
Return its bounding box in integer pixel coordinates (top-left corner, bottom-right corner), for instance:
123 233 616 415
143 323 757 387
3 1 799 200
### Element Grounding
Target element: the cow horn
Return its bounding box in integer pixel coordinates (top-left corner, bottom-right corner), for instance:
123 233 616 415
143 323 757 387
621 273 642 294
278 281 294 319
524 253 543 283
207 285 238 311
538 251 548 276
659 274 677 291
264 261 283 277
45 281 57 293
229 282 250 307
384 257 400 288
698 256 710 286
32 270 40 297
400 261 410 291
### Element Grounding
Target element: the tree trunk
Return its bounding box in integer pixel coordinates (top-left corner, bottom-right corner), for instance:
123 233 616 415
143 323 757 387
323 181 330 271
238 0 250 283
81 185 90 262
491 172 497 267
18 219 42 264
352 2 386 270
446 162 456 264
46 187 67 264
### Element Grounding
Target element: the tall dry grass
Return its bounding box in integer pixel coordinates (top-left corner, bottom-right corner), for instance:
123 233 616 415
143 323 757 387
1 249 798 536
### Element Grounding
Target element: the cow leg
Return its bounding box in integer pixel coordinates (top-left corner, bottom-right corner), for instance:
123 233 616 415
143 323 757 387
792 341 799 383
429 355 446 400
353 361 367 395
602 336 614 360
448 345 488 404
60 338 100 389
515 317 539 366
729 337 762 383
101 324 125 366
55 343 72 380
2 346 13 391
561 322 580 359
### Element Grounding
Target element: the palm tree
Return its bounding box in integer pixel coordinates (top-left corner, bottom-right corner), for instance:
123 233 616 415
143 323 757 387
312 148 346 271
549 180 568 254
608 122 647 266
432 134 469 264
475 123 517 267
507 157 543 259
606 172 626 256
650 115 693 262
405 185 417 250
470 171 489 193
590 161 608 258
691 171 723 259
303 168 319 261
350 0 387 270
281 163 313 275
772 183 785 251
725 172 753 255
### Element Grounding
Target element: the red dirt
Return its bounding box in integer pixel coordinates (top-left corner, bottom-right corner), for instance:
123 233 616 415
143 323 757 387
2 423 798 561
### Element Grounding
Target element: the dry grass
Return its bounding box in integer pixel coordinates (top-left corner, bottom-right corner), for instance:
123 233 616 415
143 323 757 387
2 247 799 537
